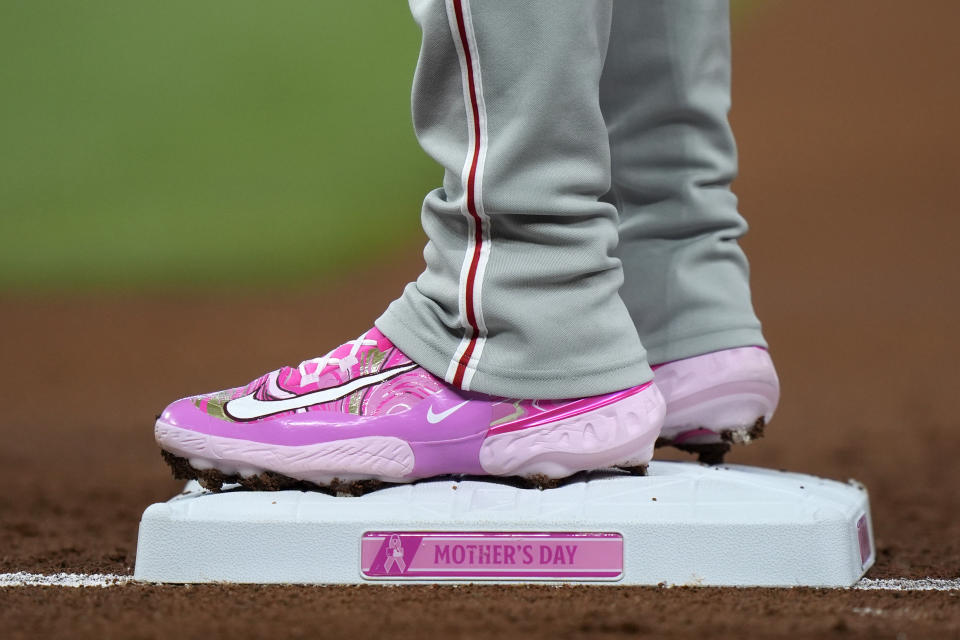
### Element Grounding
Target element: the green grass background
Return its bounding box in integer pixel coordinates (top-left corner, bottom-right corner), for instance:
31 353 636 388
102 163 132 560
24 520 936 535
0 2 758 291
0 2 433 291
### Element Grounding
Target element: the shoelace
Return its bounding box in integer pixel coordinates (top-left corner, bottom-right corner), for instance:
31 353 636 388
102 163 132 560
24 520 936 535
296 330 378 385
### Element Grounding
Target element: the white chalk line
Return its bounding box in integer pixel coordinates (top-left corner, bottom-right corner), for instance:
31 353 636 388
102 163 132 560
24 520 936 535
853 578 960 592
0 572 132 588
0 572 957 590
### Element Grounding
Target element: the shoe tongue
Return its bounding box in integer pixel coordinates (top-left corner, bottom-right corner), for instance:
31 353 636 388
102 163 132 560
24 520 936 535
365 326 393 349
282 328 400 391
330 328 396 363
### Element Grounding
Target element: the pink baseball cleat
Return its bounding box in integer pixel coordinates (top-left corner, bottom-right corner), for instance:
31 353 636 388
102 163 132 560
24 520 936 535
155 328 666 493
648 347 780 464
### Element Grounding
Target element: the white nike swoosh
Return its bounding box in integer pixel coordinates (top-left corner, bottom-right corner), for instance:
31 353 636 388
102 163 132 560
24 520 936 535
224 362 418 421
426 400 469 424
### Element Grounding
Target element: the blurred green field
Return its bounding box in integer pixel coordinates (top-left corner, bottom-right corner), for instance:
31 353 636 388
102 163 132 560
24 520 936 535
0 2 434 291
1 2 758 292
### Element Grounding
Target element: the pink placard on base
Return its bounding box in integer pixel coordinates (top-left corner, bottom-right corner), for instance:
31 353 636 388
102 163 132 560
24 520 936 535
856 514 872 567
361 531 623 580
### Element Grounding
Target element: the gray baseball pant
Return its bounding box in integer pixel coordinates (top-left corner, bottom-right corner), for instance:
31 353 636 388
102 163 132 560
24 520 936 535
376 0 766 399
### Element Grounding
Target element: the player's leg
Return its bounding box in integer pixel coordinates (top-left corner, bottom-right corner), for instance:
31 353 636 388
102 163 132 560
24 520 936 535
600 0 779 463
154 0 665 490
378 0 651 400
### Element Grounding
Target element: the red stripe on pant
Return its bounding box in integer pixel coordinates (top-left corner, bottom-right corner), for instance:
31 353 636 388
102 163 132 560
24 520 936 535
451 0 484 389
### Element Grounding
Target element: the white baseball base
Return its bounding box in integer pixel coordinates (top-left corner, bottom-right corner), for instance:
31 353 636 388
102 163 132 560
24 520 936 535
134 461 874 586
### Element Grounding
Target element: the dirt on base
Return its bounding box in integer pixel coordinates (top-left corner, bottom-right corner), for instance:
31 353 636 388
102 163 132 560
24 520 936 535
1 1 959 638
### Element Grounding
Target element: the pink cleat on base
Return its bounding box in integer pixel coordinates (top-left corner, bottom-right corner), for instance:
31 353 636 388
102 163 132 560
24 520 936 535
155 328 666 493
649 346 780 464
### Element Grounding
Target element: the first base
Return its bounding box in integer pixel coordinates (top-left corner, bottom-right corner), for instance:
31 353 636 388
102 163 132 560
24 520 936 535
134 462 874 586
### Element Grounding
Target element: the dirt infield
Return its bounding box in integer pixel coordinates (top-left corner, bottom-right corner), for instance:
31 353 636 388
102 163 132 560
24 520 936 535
2 1 958 637
2 585 958 639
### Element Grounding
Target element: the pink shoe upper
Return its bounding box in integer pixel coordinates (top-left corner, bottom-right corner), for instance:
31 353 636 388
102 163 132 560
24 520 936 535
653 346 780 443
156 328 660 480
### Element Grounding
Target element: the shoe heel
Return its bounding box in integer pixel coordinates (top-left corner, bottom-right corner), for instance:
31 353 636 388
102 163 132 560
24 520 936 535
478 384 665 480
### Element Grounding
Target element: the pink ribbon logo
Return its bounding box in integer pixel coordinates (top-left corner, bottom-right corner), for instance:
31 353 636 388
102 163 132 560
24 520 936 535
383 534 407 573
